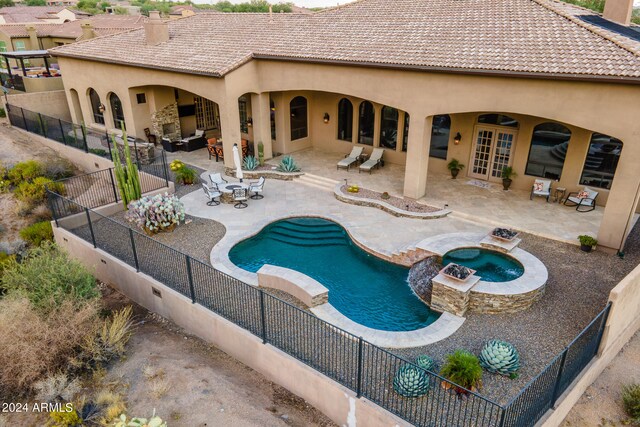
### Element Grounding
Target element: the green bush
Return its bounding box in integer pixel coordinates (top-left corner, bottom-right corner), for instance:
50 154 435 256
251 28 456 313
0 107 6 118
44 159 75 181
8 160 44 185
89 148 109 157
622 383 640 422
14 177 64 206
175 166 197 185
19 221 53 247
1 242 99 313
439 350 483 392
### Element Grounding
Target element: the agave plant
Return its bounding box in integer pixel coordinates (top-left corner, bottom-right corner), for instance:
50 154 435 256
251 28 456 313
479 340 520 376
243 155 258 171
276 155 300 172
415 355 437 372
393 364 430 398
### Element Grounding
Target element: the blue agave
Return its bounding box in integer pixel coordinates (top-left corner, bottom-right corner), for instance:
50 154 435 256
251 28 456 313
393 364 430 398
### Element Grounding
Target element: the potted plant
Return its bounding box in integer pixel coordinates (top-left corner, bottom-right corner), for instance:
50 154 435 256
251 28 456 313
578 235 597 252
501 166 517 190
439 350 483 395
381 191 390 200
447 159 464 179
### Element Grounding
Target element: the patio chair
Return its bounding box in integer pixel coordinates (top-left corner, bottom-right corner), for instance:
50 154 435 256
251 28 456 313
202 183 221 206
359 148 384 174
337 146 364 171
209 173 227 187
530 179 552 202
564 187 599 212
207 138 217 160
249 176 265 199
233 188 248 209
181 129 207 152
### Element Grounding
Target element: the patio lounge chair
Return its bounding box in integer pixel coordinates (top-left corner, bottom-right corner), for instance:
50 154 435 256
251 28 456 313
337 146 364 170
181 129 207 152
202 183 221 206
530 178 552 202
359 148 384 174
564 187 599 212
209 173 227 187
249 176 265 199
233 188 248 209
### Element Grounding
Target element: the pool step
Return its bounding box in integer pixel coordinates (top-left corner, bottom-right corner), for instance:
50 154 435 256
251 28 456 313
270 228 345 242
296 173 340 192
270 235 348 247
390 246 435 267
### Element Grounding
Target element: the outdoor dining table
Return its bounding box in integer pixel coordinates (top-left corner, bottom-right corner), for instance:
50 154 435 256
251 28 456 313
218 182 249 204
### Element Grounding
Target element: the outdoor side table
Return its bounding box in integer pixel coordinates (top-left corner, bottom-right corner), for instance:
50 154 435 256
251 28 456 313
553 187 566 203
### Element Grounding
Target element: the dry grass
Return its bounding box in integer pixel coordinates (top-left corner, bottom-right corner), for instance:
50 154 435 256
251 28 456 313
142 365 165 381
0 296 100 397
148 378 170 399
33 373 81 403
84 306 135 365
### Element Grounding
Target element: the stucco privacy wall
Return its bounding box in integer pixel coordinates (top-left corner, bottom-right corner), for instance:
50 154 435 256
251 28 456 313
52 226 409 427
5 90 72 121
539 263 640 426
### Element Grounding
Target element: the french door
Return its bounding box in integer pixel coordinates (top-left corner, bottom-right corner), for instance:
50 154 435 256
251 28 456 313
469 126 517 182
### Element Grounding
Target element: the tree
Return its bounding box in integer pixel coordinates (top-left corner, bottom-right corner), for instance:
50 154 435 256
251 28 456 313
0 0 14 7
25 0 46 5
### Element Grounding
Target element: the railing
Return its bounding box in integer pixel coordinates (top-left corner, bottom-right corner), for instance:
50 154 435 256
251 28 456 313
46 170 612 427
6 104 157 167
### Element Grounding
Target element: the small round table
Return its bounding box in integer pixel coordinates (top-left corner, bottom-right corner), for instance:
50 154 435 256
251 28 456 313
219 183 249 204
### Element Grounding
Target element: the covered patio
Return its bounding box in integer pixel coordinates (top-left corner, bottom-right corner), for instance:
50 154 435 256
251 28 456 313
167 147 606 245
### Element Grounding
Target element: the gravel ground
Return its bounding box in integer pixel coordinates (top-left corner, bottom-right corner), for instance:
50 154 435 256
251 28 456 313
394 228 640 405
339 185 440 212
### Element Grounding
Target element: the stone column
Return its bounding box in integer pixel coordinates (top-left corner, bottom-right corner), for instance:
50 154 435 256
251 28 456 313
597 144 640 251
219 98 242 168
250 92 273 160
403 115 432 199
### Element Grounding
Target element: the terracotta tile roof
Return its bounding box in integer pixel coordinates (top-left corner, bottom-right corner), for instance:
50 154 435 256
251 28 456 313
0 6 65 23
0 15 146 39
50 0 640 81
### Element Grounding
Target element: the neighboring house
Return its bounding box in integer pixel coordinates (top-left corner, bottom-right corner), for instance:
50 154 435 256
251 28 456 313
0 6 84 24
50 0 640 250
169 5 195 19
104 5 141 16
46 0 79 6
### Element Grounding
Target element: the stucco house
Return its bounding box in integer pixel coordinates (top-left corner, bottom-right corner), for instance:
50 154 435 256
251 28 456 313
49 0 640 251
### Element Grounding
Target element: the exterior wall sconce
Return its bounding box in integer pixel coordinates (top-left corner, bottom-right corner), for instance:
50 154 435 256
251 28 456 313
454 132 462 145
323 112 330 123
247 117 253 127
98 103 106 114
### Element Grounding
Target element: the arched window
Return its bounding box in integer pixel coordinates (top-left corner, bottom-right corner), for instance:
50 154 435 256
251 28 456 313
358 101 374 146
379 106 399 150
270 98 276 140
478 113 518 128
337 98 353 142
109 93 125 130
429 114 451 159
88 88 104 125
579 133 623 190
525 122 571 180
289 96 307 140
402 113 410 152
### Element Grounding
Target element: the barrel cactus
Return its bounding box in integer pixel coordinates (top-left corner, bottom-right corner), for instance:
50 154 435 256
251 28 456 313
393 364 430 398
479 340 520 376
415 355 437 372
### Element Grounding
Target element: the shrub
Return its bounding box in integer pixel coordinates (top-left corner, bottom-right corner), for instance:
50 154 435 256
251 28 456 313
19 221 53 246
175 166 196 185
8 160 44 185
0 296 100 397
14 177 64 207
126 193 185 234
34 373 81 402
44 159 75 180
622 383 640 422
276 155 300 172
83 306 134 365
578 234 598 247
1 242 99 312
439 350 483 392
49 407 82 427
0 107 6 118
89 148 109 157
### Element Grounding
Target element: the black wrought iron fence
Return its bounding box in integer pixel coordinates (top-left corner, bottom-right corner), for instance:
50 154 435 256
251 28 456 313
45 171 613 427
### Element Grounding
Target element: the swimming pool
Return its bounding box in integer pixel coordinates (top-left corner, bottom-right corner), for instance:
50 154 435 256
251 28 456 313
229 217 441 331
442 248 524 282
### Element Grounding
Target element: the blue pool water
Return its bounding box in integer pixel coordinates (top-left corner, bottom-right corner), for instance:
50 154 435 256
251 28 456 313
229 217 440 331
442 248 524 282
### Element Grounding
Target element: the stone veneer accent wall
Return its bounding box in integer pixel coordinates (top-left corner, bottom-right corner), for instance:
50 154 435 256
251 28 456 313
151 103 181 141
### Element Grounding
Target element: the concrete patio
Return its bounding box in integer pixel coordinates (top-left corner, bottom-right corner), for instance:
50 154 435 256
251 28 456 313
169 146 604 244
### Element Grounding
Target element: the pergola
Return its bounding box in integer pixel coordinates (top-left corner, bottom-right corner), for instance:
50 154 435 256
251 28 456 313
0 50 53 78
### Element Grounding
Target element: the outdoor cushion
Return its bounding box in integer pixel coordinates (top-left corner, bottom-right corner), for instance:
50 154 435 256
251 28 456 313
577 191 589 199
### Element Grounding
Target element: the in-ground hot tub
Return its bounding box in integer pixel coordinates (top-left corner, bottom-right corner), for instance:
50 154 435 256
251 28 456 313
442 248 524 282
